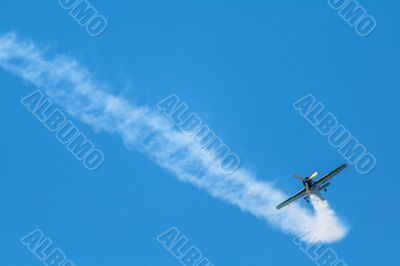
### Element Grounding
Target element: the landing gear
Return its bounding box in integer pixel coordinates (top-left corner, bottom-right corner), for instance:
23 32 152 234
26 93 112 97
324 188 327 192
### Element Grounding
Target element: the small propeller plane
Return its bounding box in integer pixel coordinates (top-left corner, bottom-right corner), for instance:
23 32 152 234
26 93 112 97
276 164 348 209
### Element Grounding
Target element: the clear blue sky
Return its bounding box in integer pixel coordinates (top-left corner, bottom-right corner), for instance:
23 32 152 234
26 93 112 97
0 1 398 265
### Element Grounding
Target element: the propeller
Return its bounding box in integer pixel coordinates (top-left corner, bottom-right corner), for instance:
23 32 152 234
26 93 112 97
294 174 304 181
294 172 318 192
307 172 318 180
294 172 318 181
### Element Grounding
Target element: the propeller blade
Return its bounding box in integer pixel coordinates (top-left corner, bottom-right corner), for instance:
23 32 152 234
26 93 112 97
308 172 318 180
294 174 304 181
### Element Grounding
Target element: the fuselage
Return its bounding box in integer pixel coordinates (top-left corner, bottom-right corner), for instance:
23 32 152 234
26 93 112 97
303 179 316 191
302 178 327 202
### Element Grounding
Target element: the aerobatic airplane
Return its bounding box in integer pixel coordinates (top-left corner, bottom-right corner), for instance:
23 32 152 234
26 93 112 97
276 164 348 209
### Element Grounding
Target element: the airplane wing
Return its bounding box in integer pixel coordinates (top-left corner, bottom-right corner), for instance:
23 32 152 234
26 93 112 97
276 188 307 209
315 164 348 186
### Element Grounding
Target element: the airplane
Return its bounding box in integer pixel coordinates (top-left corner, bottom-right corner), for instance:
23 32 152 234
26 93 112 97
276 164 348 210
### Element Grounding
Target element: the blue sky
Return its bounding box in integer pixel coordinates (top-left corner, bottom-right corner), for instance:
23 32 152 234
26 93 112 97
0 1 399 265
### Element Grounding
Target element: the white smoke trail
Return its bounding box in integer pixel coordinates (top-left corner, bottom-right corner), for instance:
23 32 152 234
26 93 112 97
309 195 346 242
0 32 348 243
